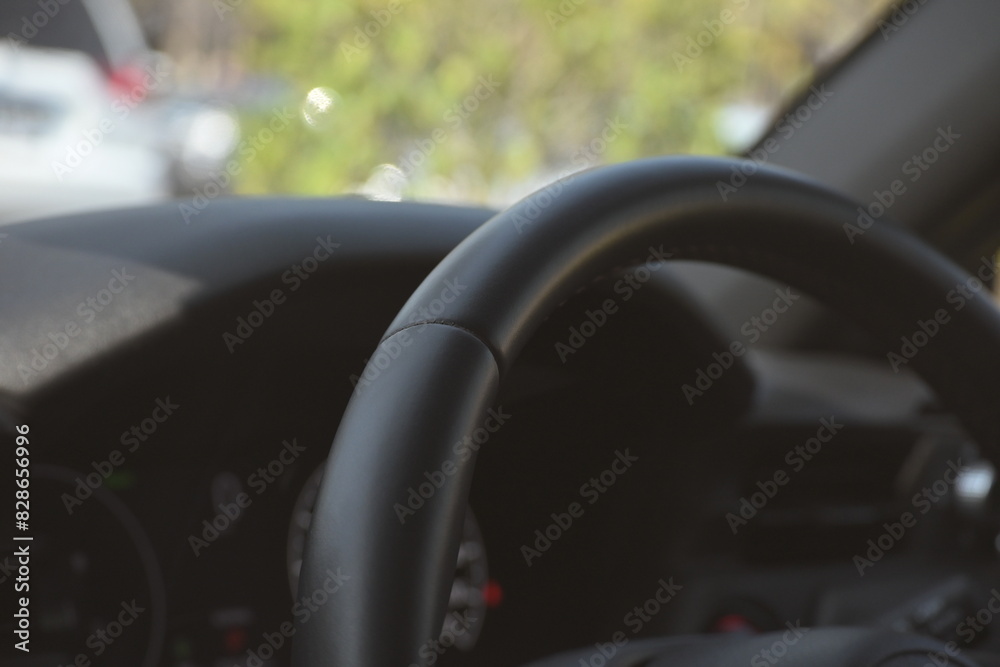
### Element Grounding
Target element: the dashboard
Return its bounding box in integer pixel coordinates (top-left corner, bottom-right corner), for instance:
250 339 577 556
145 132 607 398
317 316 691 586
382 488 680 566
2 197 999 665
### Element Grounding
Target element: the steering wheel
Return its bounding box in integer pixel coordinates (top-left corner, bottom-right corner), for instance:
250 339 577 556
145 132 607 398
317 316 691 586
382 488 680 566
290 156 1000 666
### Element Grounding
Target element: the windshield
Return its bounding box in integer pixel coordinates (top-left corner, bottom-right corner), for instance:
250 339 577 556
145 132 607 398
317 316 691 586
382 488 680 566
0 0 892 221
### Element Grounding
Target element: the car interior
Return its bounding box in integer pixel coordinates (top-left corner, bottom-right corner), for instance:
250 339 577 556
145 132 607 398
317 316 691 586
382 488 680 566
5 0 1000 665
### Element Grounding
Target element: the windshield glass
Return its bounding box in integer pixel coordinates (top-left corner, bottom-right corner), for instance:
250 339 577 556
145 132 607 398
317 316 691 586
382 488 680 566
0 0 893 221
191 0 892 205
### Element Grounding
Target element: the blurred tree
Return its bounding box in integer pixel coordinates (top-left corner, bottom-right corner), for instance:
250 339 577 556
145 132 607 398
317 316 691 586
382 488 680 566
156 0 891 204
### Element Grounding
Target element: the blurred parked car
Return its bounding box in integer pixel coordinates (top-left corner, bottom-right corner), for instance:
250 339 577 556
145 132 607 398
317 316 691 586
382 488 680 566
0 0 238 223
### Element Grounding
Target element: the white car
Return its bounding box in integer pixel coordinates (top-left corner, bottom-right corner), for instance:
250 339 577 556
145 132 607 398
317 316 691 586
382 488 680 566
0 41 173 223
0 0 238 223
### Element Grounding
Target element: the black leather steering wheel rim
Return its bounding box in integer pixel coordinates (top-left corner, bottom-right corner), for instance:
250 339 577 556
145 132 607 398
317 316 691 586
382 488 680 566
291 156 1000 666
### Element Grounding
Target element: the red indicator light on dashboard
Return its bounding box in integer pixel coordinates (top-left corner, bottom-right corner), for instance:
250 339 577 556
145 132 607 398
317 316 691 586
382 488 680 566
710 613 758 634
483 579 504 608
224 627 248 653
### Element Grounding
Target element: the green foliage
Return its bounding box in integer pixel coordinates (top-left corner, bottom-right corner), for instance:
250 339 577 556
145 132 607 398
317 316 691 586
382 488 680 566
233 0 889 203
